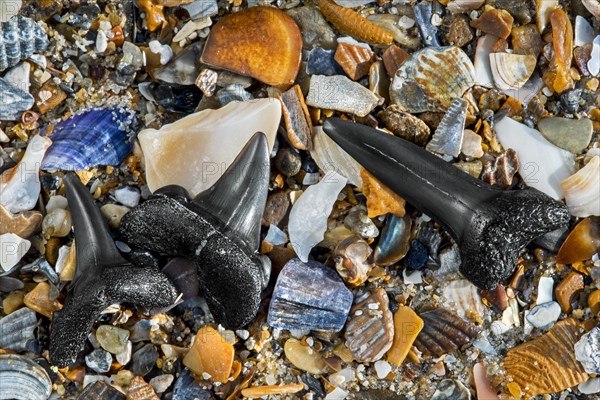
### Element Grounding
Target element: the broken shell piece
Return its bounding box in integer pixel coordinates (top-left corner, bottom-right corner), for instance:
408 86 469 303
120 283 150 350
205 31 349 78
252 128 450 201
183 326 234 383
242 384 304 399
127 376 160 400
139 99 280 196
334 236 374 287
443 279 485 318
334 42 376 81
0 307 37 352
318 0 393 45
277 85 313 151
544 9 574 94
0 233 30 272
536 0 558 32
494 117 575 200
366 14 420 49
575 16 595 47
361 169 405 219
381 45 409 77
560 156 600 217
387 306 423 366
481 149 520 189
390 46 475 113
24 281 62 318
575 327 600 374
473 363 499 399
306 75 380 117
0 205 42 238
0 16 49 72
195 68 218 97
426 98 468 158
461 129 483 158
0 135 51 214
284 338 327 375
489 53 536 91
311 126 363 188
345 287 394 362
288 171 347 262
268 258 353 331
556 217 600 264
504 318 589 397
0 77 35 121
0 354 52 400
555 271 584 313
134 0 165 32
200 7 302 89
582 0 600 19
414 308 478 357
474 35 496 88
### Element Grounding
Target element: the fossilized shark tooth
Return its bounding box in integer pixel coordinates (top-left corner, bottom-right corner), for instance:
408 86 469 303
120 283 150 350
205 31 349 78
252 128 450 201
49 174 178 368
322 118 570 290
119 132 271 329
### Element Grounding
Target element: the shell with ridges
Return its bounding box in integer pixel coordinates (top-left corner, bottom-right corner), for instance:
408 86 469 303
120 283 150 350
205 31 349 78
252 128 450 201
560 156 600 217
390 46 475 113
504 318 588 397
414 308 478 357
0 307 37 352
489 53 537 91
0 16 48 71
0 354 52 400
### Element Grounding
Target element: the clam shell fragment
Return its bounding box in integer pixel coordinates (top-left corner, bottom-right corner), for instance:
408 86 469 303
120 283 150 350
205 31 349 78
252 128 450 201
0 307 37 352
489 53 536 91
560 156 600 217
414 308 478 357
311 126 362 187
0 354 52 400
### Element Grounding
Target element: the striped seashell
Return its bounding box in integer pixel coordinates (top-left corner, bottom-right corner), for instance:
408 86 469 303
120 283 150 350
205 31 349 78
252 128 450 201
489 53 537 91
345 287 394 362
127 376 160 400
560 156 600 218
0 16 48 71
0 307 37 352
0 354 52 400
41 108 137 171
504 318 589 397
334 42 376 81
390 46 475 113
414 308 478 357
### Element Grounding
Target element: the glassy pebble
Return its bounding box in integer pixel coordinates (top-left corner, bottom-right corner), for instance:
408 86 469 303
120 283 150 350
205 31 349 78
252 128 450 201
131 343 159 376
0 307 37 351
149 374 174 393
42 208 72 237
268 258 353 332
525 301 561 330
172 369 213 400
374 214 412 267
344 205 379 238
96 325 130 354
85 348 112 373
431 379 471 400
0 354 52 400
100 204 130 229
414 308 478 357
0 16 49 71
345 287 394 362
76 380 125 400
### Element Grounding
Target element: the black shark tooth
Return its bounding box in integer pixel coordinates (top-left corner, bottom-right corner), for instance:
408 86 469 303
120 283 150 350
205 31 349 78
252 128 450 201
322 117 570 290
119 132 271 329
49 174 178 368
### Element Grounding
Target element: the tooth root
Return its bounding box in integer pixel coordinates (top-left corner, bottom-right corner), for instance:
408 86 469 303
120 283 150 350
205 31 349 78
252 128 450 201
63 174 126 289
50 265 178 368
192 132 270 251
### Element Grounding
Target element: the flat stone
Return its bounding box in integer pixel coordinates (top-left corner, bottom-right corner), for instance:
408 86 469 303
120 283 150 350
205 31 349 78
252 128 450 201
538 117 593 154
526 301 561 330
306 75 380 117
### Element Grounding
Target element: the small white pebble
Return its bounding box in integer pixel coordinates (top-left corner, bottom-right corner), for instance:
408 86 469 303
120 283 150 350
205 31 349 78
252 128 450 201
374 360 392 380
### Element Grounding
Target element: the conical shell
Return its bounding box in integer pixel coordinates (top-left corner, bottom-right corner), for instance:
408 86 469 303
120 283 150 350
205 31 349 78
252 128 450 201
390 46 475 113
414 308 478 357
0 307 37 352
489 53 537 91
504 318 588 397
138 99 280 196
560 156 600 217
0 16 48 71
0 354 52 400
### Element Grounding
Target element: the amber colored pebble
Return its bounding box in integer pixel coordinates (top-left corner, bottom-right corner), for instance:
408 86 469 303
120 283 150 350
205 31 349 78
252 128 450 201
183 326 234 383
499 97 524 119
36 80 67 115
127 376 159 400
334 42 376 81
545 8 574 94
470 6 514 39
66 366 86 383
230 360 242 380
200 7 302 89
24 282 62 319
582 318 598 332
59 242 77 282
135 0 165 32
277 85 313 151
509 265 526 291
387 306 423 366
2 291 25 315
556 217 600 264
504 318 588 397
361 168 405 219
382 45 409 77
555 271 584 313
588 290 600 316
241 384 304 398
506 382 522 399
109 26 124 46
318 0 393 45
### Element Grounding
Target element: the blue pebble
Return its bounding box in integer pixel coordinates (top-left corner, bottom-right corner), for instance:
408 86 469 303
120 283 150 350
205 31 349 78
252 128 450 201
404 240 429 270
306 48 345 76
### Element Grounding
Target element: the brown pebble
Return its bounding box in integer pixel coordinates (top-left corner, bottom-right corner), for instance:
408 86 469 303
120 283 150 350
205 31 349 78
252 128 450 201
482 149 520 189
0 205 43 239
23 282 62 319
126 376 160 400
478 89 506 112
470 6 514 39
277 85 313 150
589 290 600 316
543 8 574 94
574 45 592 76
376 105 430 146
555 271 584 313
479 284 508 311
381 45 409 76
36 80 67 115
261 191 290 227
511 24 543 57
414 308 478 357
556 217 600 264
444 15 473 47
334 42 376 81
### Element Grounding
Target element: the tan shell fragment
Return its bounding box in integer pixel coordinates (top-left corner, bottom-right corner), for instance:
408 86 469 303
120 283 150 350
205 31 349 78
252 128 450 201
0 205 42 238
241 383 304 398
345 287 394 362
504 318 589 397
277 85 313 151
334 42 376 81
284 338 327 375
489 53 537 91
127 376 160 400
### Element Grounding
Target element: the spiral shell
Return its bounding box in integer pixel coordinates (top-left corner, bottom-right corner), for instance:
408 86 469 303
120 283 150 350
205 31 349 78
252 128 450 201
0 354 52 400
0 16 48 72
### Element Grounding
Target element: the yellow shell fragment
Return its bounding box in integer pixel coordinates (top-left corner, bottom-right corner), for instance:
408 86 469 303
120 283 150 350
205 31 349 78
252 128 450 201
387 306 423 366
183 326 234 383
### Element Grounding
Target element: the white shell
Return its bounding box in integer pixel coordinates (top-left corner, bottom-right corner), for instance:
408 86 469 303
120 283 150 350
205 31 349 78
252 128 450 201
288 171 347 262
560 156 600 217
447 0 485 14
0 135 52 213
311 126 363 187
138 99 280 196
494 117 575 200
0 354 52 400
0 233 31 272
489 53 537 91
442 279 485 318
589 36 600 77
575 16 595 47
581 0 600 19
474 34 496 88
536 0 559 32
